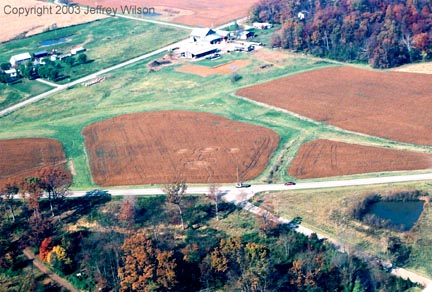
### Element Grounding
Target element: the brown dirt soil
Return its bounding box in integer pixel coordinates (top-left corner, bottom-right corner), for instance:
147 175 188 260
237 66 432 146
74 0 258 27
176 60 250 77
82 111 280 186
0 0 105 43
0 138 70 187
288 139 432 179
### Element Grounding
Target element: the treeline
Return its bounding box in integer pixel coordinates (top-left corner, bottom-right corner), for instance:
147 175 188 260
249 0 432 68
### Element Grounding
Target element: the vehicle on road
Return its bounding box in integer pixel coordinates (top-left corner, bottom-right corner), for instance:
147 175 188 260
235 182 251 188
284 181 296 186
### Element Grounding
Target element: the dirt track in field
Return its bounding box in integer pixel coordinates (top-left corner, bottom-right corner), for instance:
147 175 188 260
82 111 280 186
74 0 258 27
0 138 70 187
236 66 432 146
176 60 250 77
0 0 105 43
288 139 432 179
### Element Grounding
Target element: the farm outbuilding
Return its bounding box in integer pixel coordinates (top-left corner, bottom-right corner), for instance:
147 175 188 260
239 31 255 40
33 50 48 58
182 47 218 59
253 22 272 29
10 52 32 67
71 47 86 55
190 28 222 44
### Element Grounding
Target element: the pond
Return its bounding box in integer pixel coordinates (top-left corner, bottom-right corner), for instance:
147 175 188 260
40 36 71 46
366 200 424 231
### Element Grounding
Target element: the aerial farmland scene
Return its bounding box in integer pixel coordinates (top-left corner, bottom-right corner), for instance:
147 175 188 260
1 0 432 291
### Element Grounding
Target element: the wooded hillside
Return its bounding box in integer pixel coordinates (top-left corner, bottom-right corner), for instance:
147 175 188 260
250 0 432 68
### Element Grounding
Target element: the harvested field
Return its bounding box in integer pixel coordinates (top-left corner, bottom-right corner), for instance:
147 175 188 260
82 111 279 186
74 0 258 27
176 60 250 77
0 0 104 43
288 139 432 179
0 138 70 187
237 66 432 145
394 62 432 74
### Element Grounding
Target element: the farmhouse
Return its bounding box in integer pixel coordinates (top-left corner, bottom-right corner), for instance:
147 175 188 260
190 28 222 44
253 22 272 29
4 68 18 81
9 52 32 67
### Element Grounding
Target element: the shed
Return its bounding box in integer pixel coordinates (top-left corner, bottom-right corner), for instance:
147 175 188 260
239 31 255 40
4 68 17 78
10 52 32 67
71 47 86 55
33 50 48 58
183 47 218 59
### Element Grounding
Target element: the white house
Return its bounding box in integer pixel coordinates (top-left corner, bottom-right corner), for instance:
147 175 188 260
190 28 222 44
10 52 32 67
253 22 272 30
4 68 17 79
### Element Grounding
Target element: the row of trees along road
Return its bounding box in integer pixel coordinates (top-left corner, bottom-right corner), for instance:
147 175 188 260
250 0 432 68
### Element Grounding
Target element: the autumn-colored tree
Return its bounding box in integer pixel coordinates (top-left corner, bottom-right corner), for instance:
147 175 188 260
163 181 187 230
21 177 43 218
38 168 71 217
119 196 137 231
118 232 177 291
39 237 53 262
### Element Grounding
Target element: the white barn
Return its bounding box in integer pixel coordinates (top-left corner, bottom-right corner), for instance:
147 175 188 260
10 52 32 67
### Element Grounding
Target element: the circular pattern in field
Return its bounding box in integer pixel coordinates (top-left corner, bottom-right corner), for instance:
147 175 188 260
82 111 280 186
288 139 432 179
176 60 251 77
237 66 432 145
0 138 70 187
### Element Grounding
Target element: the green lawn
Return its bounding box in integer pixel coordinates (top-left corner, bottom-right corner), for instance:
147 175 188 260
0 79 53 110
0 17 189 107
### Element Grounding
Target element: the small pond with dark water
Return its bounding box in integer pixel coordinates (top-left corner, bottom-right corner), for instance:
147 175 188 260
40 36 72 46
366 200 424 231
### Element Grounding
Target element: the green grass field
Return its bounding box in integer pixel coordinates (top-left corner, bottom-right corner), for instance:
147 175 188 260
0 17 189 108
0 79 53 109
253 181 432 277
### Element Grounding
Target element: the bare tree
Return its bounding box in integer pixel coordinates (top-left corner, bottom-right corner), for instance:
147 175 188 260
163 181 187 230
207 183 222 221
0 182 19 222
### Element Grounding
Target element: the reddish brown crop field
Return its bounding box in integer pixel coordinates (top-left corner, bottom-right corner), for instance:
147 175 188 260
0 138 70 187
288 139 432 179
75 0 258 27
82 111 279 186
236 66 432 146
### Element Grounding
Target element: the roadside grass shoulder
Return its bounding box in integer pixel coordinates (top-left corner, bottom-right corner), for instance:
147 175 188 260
254 181 432 277
0 79 53 110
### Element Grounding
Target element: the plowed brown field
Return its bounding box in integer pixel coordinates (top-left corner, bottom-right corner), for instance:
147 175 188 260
82 111 279 186
176 60 250 77
236 66 432 145
0 138 70 187
288 139 432 179
74 0 258 27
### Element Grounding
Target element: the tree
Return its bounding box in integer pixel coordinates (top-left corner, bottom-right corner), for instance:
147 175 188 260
207 184 222 221
78 53 88 64
0 182 19 222
39 237 53 262
38 168 71 218
21 177 43 219
119 196 137 231
163 181 187 230
118 232 177 291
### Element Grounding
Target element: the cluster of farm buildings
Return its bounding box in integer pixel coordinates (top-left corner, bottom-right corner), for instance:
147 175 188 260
178 22 272 59
1 47 86 81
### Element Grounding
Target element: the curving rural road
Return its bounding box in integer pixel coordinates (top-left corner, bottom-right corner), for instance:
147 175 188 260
68 171 432 290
